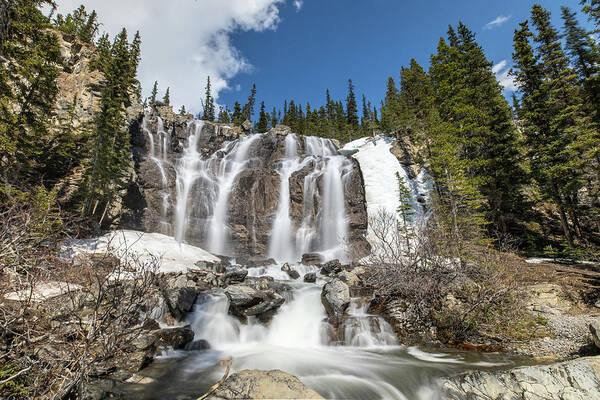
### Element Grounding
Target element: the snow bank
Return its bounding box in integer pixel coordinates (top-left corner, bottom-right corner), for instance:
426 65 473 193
4 281 82 302
62 230 220 274
342 135 431 243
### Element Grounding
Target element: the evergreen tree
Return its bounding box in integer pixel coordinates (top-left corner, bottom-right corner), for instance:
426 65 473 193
179 105 187 115
396 172 416 252
80 28 140 223
149 81 158 105
580 0 600 29
202 76 215 121
53 5 99 43
256 101 269 132
231 101 243 125
346 78 359 131
270 106 279 127
163 87 170 106
217 106 231 123
242 83 257 122
380 77 401 132
0 0 61 184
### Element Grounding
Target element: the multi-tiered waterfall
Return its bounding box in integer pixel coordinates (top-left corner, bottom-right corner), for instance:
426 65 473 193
140 112 363 262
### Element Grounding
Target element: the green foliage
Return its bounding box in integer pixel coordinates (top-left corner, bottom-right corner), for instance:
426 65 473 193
396 172 416 251
149 80 158 105
53 5 99 43
242 83 256 122
255 101 268 132
202 76 215 121
163 87 170 106
0 363 29 399
79 28 141 224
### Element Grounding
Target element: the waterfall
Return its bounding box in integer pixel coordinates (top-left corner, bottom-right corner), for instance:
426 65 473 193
206 134 261 254
269 135 353 263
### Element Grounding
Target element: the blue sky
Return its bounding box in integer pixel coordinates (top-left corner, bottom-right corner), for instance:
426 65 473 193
219 0 593 114
55 0 594 114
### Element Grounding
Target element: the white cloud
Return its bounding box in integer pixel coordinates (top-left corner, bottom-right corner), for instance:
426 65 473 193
52 0 289 112
293 0 303 11
484 14 511 30
492 60 518 92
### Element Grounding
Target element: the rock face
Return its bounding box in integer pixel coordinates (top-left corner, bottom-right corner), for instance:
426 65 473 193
120 107 369 260
591 321 600 349
321 279 350 324
207 369 324 400
441 356 600 400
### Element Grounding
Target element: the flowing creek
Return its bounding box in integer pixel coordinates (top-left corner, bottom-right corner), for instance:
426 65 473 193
127 266 535 400
127 117 539 399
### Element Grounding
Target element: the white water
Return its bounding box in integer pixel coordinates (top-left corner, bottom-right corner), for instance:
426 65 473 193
343 135 432 252
269 135 353 263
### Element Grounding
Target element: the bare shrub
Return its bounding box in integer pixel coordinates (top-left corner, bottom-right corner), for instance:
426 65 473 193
0 188 160 399
362 209 545 344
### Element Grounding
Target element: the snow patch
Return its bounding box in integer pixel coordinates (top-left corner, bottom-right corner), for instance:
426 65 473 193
4 281 82 302
61 230 220 274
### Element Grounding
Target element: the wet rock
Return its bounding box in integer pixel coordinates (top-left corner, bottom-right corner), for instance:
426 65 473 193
303 272 317 283
207 369 324 400
186 339 211 351
320 259 342 276
163 286 197 320
301 253 323 265
223 266 248 283
281 263 300 280
152 325 195 350
132 334 156 351
590 321 600 349
141 318 160 331
441 355 600 400
321 279 350 324
235 257 276 268
224 285 261 307
243 297 285 322
337 269 360 286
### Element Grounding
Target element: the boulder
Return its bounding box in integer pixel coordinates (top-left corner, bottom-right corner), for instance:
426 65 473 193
320 259 342 276
441 356 600 400
163 287 197 320
303 272 317 283
186 339 211 351
281 263 300 280
224 285 261 307
243 297 285 322
207 369 324 400
152 325 195 350
223 266 248 283
590 320 600 349
321 279 350 324
241 119 253 132
337 270 360 286
301 253 323 265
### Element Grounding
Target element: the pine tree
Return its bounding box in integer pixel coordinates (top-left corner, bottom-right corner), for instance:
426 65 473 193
217 106 231 123
163 87 170 106
580 0 600 29
242 83 257 122
231 101 243 125
396 172 416 252
256 101 269 132
53 5 99 43
346 79 359 131
380 77 401 132
270 106 279 127
0 0 61 184
149 81 158 105
202 76 215 121
80 28 140 224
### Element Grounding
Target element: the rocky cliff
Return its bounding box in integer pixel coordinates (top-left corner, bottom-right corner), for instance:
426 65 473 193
120 106 370 260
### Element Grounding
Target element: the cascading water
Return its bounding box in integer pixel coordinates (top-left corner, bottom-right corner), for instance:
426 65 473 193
269 135 353 263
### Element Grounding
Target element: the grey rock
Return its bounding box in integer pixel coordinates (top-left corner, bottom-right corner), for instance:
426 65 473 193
241 119 253 132
321 279 350 324
152 325 194 350
207 369 324 400
224 285 261 307
186 339 211 351
303 272 317 283
441 356 600 400
320 259 342 276
224 266 248 283
590 320 600 349
281 263 300 280
163 286 197 320
301 253 323 265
